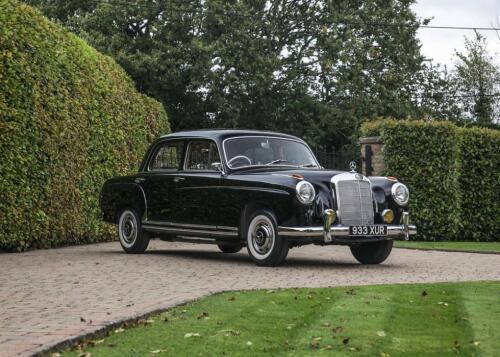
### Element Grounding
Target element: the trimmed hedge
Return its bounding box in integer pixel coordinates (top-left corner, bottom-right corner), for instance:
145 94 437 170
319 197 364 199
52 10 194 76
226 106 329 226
458 127 500 241
0 0 169 251
362 119 499 241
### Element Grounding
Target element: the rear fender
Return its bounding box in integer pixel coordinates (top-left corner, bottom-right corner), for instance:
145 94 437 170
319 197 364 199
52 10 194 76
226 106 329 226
100 183 147 224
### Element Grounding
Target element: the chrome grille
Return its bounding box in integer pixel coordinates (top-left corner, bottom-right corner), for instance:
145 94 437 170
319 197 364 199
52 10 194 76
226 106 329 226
336 180 374 226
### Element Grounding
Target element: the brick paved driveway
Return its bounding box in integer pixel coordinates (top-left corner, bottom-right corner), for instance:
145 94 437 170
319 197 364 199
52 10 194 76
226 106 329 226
1 240 500 356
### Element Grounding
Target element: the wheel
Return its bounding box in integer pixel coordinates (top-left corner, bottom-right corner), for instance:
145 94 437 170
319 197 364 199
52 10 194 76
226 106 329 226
218 244 242 253
350 240 393 264
117 209 149 254
246 210 289 266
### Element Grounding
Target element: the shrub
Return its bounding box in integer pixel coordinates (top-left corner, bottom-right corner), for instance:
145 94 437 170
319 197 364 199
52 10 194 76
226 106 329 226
0 0 169 251
362 119 461 241
458 127 500 241
362 119 499 241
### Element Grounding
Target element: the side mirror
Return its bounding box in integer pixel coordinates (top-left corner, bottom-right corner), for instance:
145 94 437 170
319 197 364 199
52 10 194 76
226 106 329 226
211 162 224 173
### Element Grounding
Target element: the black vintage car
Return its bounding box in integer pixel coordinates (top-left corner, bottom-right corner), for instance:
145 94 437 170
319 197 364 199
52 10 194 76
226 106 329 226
100 130 416 266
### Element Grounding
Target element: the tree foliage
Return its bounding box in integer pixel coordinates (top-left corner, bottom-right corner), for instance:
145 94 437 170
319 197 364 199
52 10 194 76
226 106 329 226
453 32 500 125
28 0 433 150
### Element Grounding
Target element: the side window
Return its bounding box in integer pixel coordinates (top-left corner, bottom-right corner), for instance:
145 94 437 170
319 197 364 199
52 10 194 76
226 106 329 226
149 141 183 170
185 141 221 171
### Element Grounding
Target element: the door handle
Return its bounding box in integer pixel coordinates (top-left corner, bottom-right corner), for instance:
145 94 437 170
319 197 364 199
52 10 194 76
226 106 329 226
173 177 185 183
134 177 146 183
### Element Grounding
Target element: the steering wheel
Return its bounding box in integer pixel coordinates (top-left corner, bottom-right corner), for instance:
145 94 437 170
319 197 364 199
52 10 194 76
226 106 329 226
227 155 252 167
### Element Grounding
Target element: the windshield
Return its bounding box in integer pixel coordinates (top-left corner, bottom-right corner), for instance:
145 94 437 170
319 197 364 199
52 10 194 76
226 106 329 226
223 136 319 169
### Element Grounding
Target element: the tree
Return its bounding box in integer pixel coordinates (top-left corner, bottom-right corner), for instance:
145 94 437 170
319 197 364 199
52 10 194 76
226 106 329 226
453 32 500 125
27 0 430 154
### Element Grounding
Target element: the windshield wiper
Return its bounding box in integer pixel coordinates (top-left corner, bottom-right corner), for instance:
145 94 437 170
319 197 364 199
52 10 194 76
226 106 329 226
299 164 318 168
265 159 289 166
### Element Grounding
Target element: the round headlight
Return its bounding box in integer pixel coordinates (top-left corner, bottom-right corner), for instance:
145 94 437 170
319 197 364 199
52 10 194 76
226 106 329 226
296 181 316 204
391 183 409 206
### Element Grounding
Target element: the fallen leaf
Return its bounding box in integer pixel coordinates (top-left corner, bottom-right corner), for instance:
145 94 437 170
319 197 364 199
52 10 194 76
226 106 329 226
228 296 236 301
184 332 200 338
310 337 321 349
345 288 355 295
333 326 343 334
114 328 125 333
342 337 350 345
197 312 209 319
422 290 428 297
80 317 86 323
146 319 155 324
50 353 61 357
246 341 253 346
322 322 330 327
77 353 91 357
150 349 167 354
377 331 386 337
473 341 480 346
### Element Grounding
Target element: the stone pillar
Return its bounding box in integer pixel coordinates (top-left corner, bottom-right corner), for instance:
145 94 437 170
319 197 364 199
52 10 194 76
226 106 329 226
359 136 384 176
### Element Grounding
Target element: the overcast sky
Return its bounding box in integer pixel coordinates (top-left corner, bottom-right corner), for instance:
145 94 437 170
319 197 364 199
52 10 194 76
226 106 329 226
411 0 500 68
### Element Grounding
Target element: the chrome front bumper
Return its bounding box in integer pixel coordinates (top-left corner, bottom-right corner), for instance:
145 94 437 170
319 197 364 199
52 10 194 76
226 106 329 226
278 212 417 243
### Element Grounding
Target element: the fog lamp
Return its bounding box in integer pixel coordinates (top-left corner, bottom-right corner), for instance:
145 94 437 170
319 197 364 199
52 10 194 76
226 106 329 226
381 209 394 224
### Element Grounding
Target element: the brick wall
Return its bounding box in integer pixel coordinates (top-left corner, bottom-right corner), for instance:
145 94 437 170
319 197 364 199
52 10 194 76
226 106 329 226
359 136 384 176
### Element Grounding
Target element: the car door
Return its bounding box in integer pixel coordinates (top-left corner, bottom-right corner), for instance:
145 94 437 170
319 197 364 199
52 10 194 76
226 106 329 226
174 140 222 227
137 139 185 223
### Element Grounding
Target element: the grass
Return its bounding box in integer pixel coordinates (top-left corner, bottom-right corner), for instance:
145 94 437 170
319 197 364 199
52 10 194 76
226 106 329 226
394 241 500 253
60 282 500 356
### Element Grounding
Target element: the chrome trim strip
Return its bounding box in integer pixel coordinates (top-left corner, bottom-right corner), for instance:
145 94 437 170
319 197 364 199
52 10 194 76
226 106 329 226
142 225 239 237
175 185 290 195
278 224 417 238
217 225 239 231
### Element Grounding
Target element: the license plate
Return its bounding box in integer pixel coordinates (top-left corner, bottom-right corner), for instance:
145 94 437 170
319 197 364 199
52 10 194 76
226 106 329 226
349 225 387 236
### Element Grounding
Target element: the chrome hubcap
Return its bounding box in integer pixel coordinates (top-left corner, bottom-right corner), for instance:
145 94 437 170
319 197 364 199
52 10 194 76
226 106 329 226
120 212 137 245
251 220 274 255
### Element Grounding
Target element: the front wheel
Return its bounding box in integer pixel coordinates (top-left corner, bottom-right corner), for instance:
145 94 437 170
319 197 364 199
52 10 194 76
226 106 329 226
118 209 149 254
246 210 289 266
350 240 393 264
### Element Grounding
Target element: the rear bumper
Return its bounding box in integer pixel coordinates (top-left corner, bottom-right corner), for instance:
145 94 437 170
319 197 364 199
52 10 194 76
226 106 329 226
278 212 416 243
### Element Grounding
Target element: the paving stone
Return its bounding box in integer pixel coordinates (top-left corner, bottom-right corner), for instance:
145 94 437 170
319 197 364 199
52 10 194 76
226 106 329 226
1 240 499 356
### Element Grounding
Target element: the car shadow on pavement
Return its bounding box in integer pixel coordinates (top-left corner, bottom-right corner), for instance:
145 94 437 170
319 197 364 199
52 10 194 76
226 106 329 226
131 249 393 269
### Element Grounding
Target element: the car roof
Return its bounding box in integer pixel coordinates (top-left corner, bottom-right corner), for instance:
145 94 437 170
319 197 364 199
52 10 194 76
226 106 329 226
160 129 303 142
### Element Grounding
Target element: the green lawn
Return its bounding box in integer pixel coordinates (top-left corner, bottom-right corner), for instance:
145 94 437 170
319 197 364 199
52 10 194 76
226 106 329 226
395 241 500 253
61 282 500 356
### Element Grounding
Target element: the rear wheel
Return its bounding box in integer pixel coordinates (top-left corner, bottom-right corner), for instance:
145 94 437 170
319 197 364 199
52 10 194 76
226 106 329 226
246 210 289 266
218 244 242 253
118 209 149 254
350 240 393 264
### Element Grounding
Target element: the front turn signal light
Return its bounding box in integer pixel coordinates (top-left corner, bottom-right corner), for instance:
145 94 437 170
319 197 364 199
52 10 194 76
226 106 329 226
382 209 394 224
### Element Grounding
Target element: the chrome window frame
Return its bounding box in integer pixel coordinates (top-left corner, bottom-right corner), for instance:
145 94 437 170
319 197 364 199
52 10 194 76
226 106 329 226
222 135 320 170
183 139 223 172
147 139 185 172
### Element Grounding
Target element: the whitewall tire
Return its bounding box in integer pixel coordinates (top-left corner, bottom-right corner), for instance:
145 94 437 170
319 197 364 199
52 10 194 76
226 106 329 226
246 210 289 266
118 209 149 254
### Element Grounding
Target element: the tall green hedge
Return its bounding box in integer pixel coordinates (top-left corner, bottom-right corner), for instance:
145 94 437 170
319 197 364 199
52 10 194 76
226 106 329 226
458 127 500 241
0 0 169 251
362 119 499 241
